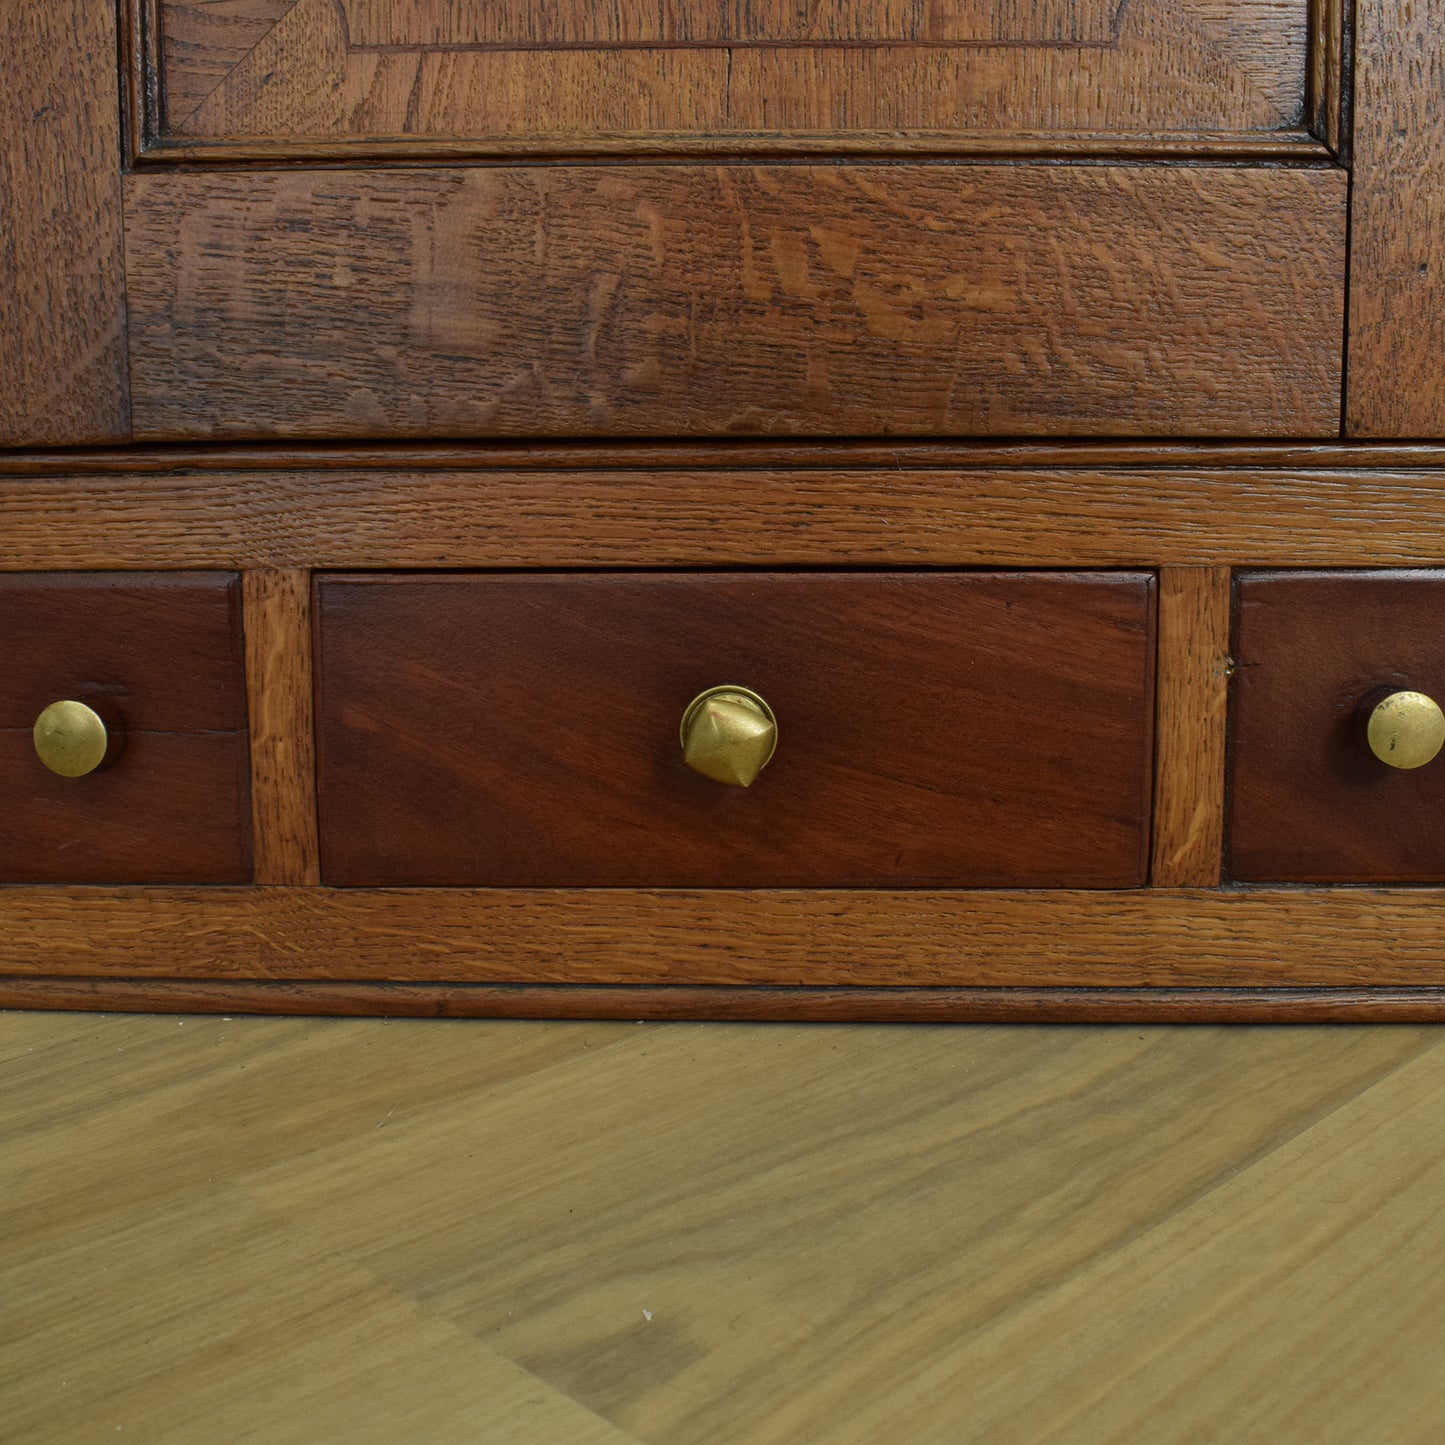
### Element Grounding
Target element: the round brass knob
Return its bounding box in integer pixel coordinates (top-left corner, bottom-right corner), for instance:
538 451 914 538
680 686 778 788
1366 690 1445 770
33 700 111 778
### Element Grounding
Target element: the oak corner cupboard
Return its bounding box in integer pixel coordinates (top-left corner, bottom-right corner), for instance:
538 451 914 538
3 0 1445 1021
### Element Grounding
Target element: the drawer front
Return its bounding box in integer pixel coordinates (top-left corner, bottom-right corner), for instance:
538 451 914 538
124 165 1345 442
1230 570 1445 882
0 574 251 883
315 571 1156 887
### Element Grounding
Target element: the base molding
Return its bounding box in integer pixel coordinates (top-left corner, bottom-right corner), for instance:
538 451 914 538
4 979 1445 1023
3 885 1445 1019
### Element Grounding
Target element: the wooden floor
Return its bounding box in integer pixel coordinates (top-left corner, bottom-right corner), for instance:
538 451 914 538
4 1013 1445 1443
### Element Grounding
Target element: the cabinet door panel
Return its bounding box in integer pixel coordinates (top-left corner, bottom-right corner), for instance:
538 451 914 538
1347 0 1445 436
152 0 1308 149
124 164 1346 442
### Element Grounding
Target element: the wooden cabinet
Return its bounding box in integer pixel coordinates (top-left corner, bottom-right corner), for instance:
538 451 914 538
5 0 1445 1019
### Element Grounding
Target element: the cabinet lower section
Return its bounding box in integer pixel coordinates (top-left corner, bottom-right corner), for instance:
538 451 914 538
6 441 1445 1020
5 885 1445 1021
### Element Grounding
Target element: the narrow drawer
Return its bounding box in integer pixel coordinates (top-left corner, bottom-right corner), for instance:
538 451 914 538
1230 570 1445 882
315 571 1156 887
0 573 251 883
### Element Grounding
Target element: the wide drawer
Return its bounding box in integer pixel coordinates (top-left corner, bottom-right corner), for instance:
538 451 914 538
1230 570 1445 882
123 164 1346 441
315 571 1156 887
0 573 251 884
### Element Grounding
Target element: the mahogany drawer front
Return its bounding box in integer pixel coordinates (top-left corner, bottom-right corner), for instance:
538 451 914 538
0 573 251 884
123 164 1345 443
315 571 1156 888
1230 570 1445 883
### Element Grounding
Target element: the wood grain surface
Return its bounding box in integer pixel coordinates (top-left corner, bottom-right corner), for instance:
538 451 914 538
149 0 1307 148
0 574 247 732
6 1012 1445 1439
0 574 250 884
244 571 320 886
0 0 129 446
155 0 298 127
315 571 1155 888
330 0 1166 46
138 132 1334 164
0 735 252 885
1151 567 1231 886
1347 0 1445 436
15 440 1445 476
12 464 1445 571
1230 569 1445 882
122 164 1346 441
1309 0 1347 155
7 886 1445 988
9 978 1445 1023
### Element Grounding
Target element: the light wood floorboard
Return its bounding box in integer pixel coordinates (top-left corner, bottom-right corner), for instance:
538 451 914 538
3 1012 1443 1443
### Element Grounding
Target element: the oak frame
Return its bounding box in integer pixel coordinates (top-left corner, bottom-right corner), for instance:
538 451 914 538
0 0 129 447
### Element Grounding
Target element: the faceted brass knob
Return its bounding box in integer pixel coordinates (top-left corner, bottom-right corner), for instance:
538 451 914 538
1366 690 1445 770
680 686 778 787
33 700 111 778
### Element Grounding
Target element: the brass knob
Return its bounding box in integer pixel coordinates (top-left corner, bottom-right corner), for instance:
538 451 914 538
1366 690 1445 770
680 686 778 787
33 700 111 778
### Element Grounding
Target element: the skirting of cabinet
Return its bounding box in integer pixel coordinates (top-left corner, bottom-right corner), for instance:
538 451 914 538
5 889 1445 1013
6 978 1445 1024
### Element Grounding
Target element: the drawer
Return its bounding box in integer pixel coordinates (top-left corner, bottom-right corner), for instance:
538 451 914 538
0 574 251 884
315 571 1156 887
1230 570 1445 882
